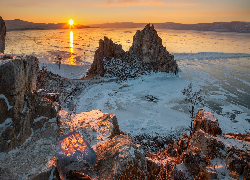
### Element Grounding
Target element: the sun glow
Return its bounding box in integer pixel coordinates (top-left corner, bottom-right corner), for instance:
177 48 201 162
68 19 74 26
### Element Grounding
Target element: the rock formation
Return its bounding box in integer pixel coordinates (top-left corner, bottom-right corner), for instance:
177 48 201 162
0 16 6 53
87 37 125 76
87 24 178 79
0 57 57 152
146 109 250 179
57 109 147 179
193 109 222 136
128 24 177 73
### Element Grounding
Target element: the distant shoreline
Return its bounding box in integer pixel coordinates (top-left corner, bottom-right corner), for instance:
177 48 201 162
4 19 250 33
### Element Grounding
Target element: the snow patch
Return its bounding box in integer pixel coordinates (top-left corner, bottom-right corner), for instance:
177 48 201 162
0 118 13 136
34 116 48 123
0 94 13 110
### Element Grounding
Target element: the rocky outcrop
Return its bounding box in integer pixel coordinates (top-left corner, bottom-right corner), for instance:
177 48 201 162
58 109 147 179
193 109 222 136
145 110 250 179
0 16 6 53
128 24 178 73
0 57 57 152
87 37 125 76
87 24 178 79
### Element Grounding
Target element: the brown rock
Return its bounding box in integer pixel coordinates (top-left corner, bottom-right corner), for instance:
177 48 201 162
203 167 218 180
0 16 6 53
229 171 239 180
87 36 125 76
182 151 201 176
0 57 57 152
87 24 178 78
177 135 189 155
193 109 222 136
95 135 147 179
128 24 178 73
189 130 225 157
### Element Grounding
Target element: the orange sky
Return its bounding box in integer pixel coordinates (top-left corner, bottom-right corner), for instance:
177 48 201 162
1 0 250 25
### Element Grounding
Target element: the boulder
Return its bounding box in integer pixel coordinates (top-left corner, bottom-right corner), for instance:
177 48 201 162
57 131 96 179
58 110 147 179
193 109 222 136
59 109 120 147
0 16 6 53
0 57 57 152
94 135 147 179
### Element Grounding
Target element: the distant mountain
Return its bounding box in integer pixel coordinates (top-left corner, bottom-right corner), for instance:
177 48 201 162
88 21 250 33
5 19 250 33
5 19 90 31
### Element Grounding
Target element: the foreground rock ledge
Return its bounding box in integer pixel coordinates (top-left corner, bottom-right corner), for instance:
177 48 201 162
0 57 57 152
57 109 147 179
87 24 178 79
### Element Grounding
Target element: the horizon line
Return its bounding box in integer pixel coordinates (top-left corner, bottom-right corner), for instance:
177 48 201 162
4 19 250 25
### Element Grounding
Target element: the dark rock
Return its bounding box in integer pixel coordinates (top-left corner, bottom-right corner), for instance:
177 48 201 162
0 57 57 152
66 170 91 180
182 151 201 176
189 130 225 157
95 135 147 179
0 16 6 53
128 24 178 73
87 36 125 76
171 166 186 180
32 165 60 180
243 163 250 179
165 143 177 157
57 131 96 179
193 109 222 136
87 24 178 79
177 135 189 155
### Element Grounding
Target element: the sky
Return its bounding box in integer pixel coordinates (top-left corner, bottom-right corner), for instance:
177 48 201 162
0 0 250 25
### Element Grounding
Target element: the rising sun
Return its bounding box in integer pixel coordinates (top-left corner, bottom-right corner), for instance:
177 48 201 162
68 19 74 26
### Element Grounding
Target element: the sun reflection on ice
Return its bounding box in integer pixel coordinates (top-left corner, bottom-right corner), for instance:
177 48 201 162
69 31 76 65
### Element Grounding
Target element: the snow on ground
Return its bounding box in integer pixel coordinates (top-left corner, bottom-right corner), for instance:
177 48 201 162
0 117 58 179
74 72 192 137
39 62 91 79
70 57 250 137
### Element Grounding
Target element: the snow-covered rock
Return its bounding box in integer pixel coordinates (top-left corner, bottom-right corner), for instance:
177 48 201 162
0 57 57 152
193 109 222 136
129 24 178 73
87 24 178 79
58 109 148 179
0 16 6 53
88 36 125 76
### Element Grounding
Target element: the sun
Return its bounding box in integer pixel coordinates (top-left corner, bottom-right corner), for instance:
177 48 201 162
68 19 74 26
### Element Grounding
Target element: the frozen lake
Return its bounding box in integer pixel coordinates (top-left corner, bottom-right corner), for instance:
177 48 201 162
5 28 250 135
